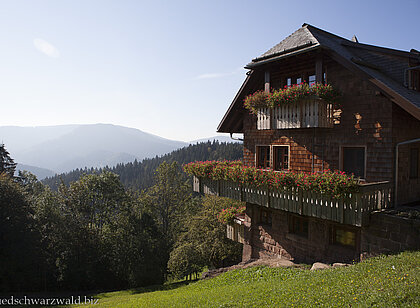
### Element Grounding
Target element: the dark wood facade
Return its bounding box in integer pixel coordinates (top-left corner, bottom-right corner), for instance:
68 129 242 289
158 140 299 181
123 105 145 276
242 53 420 203
212 24 420 263
244 56 395 180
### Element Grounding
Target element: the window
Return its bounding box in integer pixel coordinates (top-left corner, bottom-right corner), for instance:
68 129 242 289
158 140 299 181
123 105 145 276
285 72 326 87
410 148 419 179
289 215 308 238
309 75 316 86
330 226 356 248
256 146 270 169
273 146 289 171
285 76 302 87
260 209 272 226
342 147 365 178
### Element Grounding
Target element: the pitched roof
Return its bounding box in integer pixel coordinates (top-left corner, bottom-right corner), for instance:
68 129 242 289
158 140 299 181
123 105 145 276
254 26 319 62
217 24 420 133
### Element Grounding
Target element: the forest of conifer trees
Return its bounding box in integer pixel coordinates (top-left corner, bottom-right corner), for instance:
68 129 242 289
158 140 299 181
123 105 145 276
43 141 243 191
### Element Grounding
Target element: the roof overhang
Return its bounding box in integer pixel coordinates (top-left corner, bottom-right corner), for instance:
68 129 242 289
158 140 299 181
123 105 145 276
217 71 255 133
370 79 420 120
324 48 420 121
246 44 321 69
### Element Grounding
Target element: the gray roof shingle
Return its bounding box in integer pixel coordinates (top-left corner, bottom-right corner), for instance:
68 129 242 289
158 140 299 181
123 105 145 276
255 27 319 61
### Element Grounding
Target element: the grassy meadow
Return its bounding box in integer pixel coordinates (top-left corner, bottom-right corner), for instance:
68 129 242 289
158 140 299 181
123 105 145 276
67 251 420 307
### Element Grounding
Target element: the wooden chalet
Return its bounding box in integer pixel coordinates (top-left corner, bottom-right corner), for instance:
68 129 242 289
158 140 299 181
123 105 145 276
194 24 420 263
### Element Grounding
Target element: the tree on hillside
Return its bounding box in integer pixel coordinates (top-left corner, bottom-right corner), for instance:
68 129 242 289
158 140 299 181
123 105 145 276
0 173 42 292
144 161 191 243
167 242 204 280
141 161 192 278
66 172 127 233
168 195 242 279
0 144 17 177
31 172 165 291
103 206 164 287
56 172 139 289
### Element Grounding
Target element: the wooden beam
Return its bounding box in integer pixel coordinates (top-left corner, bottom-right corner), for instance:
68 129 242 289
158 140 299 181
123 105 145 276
316 55 323 83
264 71 270 92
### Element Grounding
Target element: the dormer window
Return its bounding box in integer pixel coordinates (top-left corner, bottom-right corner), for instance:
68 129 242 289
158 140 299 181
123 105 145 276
309 73 327 85
409 69 420 92
286 76 303 87
309 75 316 86
286 73 326 88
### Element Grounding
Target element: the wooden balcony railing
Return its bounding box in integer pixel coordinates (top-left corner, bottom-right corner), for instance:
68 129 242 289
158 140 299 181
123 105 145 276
193 176 392 227
257 98 334 130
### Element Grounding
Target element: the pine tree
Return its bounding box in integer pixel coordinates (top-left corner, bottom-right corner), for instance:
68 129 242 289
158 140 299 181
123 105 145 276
0 144 17 177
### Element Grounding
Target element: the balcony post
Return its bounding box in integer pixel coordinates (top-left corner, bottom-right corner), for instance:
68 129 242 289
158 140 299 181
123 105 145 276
316 55 323 83
242 202 257 261
264 71 270 92
264 71 273 129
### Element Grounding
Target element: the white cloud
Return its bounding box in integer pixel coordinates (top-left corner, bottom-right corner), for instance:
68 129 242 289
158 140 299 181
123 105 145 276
33 38 60 58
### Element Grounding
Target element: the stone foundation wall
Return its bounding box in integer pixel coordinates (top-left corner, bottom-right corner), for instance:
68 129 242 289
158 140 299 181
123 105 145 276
361 211 420 259
243 203 360 264
242 203 420 264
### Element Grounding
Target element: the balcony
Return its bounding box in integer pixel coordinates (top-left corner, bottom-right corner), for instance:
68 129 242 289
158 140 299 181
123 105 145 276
257 98 334 130
244 83 339 130
193 176 392 227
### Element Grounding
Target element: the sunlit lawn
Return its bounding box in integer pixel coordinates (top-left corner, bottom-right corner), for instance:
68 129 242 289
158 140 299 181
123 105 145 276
67 250 420 307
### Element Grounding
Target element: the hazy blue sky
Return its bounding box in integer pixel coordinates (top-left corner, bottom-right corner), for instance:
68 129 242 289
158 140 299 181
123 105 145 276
1 0 419 141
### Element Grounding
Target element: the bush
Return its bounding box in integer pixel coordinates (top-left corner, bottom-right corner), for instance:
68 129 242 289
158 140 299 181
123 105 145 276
168 243 204 280
217 206 245 224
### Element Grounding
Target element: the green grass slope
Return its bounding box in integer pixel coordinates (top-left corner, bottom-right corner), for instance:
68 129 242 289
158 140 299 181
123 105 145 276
68 251 419 307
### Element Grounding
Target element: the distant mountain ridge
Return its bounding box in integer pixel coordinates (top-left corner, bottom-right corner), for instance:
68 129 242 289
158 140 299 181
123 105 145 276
16 164 55 179
1 124 188 176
